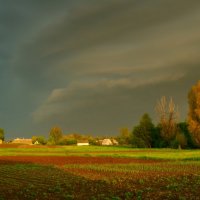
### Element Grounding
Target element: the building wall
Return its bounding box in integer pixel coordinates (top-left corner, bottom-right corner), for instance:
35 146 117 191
12 138 32 145
77 143 89 146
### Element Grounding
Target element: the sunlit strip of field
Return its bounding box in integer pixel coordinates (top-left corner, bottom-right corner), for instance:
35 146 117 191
1 145 200 161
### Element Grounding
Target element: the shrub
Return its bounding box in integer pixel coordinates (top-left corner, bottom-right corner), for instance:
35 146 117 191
58 138 77 145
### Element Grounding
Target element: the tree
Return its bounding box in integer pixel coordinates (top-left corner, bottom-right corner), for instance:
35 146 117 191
175 133 187 149
49 126 63 145
57 136 77 145
188 81 200 147
177 122 195 148
156 96 178 144
0 128 5 141
32 136 47 145
132 113 155 148
32 136 37 144
117 128 132 145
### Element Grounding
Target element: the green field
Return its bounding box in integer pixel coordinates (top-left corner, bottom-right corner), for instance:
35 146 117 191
0 145 200 199
1 145 200 160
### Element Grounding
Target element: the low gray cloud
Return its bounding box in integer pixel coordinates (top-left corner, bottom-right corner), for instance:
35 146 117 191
32 72 185 134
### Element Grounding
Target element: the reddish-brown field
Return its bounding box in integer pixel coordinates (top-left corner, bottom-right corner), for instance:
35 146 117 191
0 148 200 199
0 156 163 165
0 144 60 148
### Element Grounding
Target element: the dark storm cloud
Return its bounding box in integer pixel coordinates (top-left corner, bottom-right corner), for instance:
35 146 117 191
32 72 185 134
12 0 200 82
1 0 200 137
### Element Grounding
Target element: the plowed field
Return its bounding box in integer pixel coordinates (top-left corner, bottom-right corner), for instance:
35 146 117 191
0 147 200 199
0 156 163 165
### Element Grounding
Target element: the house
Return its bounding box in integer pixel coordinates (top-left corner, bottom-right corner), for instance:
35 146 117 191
77 140 89 146
34 140 39 145
77 142 89 146
102 139 113 146
12 138 32 145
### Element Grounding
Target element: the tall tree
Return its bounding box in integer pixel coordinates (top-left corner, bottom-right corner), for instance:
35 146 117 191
49 126 63 145
188 81 200 147
0 128 4 141
156 96 178 143
132 113 155 148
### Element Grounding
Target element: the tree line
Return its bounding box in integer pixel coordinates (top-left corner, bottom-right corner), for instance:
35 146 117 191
118 81 200 149
32 127 100 146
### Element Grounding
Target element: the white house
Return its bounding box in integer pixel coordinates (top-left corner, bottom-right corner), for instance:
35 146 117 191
102 139 113 146
77 140 89 146
12 138 32 145
77 142 89 146
34 140 39 145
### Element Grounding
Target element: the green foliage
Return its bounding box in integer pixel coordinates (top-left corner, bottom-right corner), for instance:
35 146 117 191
88 138 99 145
49 126 63 145
177 122 196 149
169 139 179 149
151 126 163 148
131 135 147 148
117 128 132 145
56 133 94 146
158 139 168 148
152 122 196 149
37 136 47 145
32 136 47 145
0 128 5 141
58 138 77 145
132 113 155 148
175 133 187 149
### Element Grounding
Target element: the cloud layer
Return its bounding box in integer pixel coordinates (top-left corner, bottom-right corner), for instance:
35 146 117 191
1 0 200 137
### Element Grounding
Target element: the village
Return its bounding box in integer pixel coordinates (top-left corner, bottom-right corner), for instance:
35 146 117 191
0 137 119 146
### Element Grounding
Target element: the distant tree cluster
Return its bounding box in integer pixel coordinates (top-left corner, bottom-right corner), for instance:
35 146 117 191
30 126 104 146
32 136 47 145
118 80 200 149
118 113 195 149
44 126 97 146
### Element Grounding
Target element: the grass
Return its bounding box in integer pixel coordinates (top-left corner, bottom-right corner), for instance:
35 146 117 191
1 145 200 160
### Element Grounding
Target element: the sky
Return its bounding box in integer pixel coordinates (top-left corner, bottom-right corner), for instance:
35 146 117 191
1 0 200 139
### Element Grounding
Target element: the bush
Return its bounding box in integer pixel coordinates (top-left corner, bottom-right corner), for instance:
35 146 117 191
170 139 179 149
158 140 168 148
131 136 147 148
88 138 99 145
58 138 77 145
176 133 187 149
177 122 196 149
32 136 47 145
